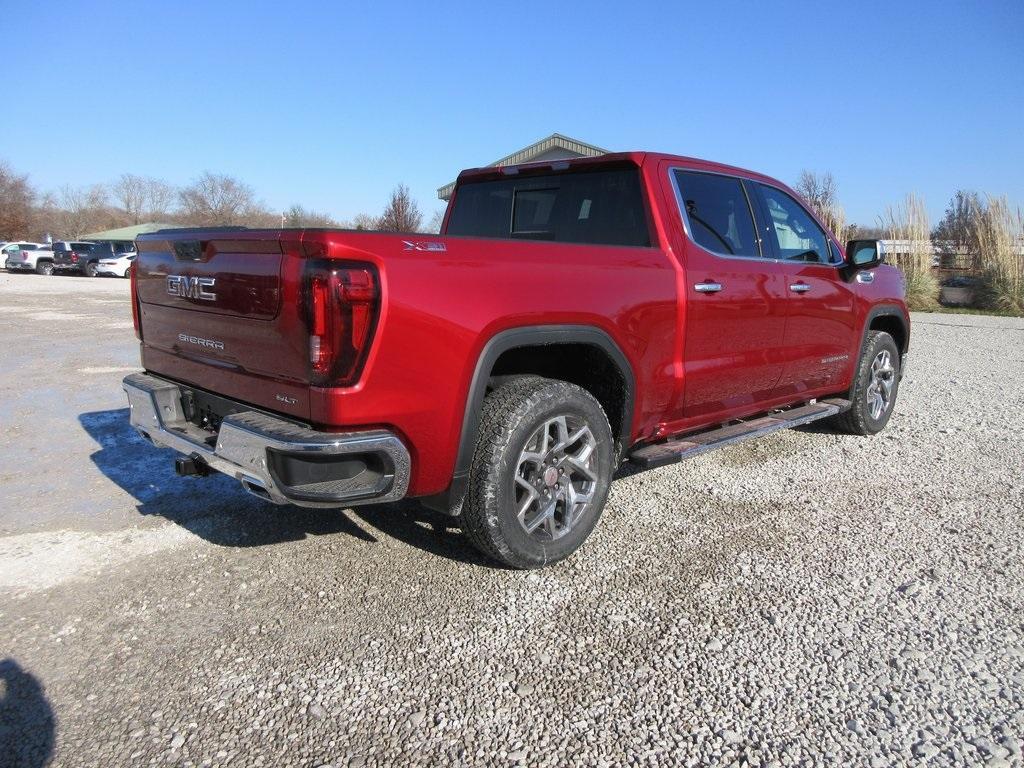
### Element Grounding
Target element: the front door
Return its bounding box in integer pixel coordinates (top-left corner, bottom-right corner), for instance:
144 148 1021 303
750 183 858 397
666 168 790 423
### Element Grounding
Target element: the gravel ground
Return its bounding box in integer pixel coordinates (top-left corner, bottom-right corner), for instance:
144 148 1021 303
1 271 1023 767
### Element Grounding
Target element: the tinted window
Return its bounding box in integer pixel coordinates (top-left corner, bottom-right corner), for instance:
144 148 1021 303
447 168 650 247
53 242 69 252
757 185 830 263
674 171 760 257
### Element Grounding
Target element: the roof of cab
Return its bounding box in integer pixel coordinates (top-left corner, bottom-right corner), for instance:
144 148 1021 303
454 151 790 193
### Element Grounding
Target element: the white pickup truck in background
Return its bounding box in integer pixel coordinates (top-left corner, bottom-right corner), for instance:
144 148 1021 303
2 242 55 275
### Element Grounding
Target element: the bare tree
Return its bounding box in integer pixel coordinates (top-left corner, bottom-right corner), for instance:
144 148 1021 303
376 184 422 232
112 173 177 224
0 160 35 240
349 213 378 231
283 204 339 228
932 190 983 268
426 209 445 234
794 170 847 241
795 170 838 213
112 173 147 224
54 184 115 238
178 172 259 226
144 179 176 221
847 224 886 240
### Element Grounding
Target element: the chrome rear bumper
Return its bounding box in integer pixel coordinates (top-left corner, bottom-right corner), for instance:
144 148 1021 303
122 372 410 507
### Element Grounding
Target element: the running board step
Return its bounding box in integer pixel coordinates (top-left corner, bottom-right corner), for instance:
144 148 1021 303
629 398 851 469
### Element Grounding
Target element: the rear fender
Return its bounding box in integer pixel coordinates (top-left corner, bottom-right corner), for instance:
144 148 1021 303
422 324 634 516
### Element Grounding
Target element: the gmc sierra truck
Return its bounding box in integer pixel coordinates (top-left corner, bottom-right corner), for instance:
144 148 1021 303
123 152 909 568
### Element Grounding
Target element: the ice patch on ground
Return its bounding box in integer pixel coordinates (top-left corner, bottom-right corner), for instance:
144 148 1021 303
78 366 138 374
0 525 196 595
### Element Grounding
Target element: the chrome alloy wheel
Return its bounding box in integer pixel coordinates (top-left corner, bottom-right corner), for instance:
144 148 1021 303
513 415 598 541
865 349 897 420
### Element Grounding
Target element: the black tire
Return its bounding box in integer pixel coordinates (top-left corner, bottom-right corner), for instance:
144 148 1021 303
36 261 54 276
83 262 98 277
461 376 614 569
830 331 901 435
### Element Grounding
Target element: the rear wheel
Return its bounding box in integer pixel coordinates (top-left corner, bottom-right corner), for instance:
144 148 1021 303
36 260 54 276
461 377 614 569
830 331 901 435
83 262 98 277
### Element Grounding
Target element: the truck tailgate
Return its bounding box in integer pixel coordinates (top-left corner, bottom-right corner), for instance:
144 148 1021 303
135 231 311 418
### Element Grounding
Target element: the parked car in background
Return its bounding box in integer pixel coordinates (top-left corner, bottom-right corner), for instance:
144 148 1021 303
52 241 103 276
3 242 55 275
96 246 138 278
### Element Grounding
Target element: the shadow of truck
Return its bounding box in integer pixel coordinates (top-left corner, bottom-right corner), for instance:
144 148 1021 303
78 408 486 565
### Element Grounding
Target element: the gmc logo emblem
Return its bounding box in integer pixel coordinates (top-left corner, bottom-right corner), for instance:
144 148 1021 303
167 275 217 301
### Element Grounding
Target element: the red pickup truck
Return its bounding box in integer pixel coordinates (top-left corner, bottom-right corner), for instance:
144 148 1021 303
123 152 909 568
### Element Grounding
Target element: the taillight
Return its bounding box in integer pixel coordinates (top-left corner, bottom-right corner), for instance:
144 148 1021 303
304 261 379 386
70 251 79 263
130 261 142 340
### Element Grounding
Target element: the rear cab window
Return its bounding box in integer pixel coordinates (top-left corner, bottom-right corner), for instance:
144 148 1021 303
446 166 651 247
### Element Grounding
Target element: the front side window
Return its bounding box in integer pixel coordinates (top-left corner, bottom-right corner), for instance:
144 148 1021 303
756 185 830 264
674 171 760 258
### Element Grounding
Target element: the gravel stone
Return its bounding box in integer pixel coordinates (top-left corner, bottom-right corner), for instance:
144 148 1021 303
1 283 1023 767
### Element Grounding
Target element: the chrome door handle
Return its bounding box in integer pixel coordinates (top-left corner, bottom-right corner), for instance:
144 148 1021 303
789 283 811 293
694 282 723 293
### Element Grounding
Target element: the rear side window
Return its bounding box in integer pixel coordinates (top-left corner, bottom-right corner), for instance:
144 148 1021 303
674 171 760 258
53 242 69 252
447 168 651 247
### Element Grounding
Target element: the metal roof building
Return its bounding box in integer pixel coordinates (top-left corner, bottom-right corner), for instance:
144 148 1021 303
437 133 607 201
80 222 176 242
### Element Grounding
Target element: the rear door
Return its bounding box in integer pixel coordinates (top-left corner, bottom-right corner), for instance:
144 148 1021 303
135 231 311 417
667 168 790 422
749 183 858 396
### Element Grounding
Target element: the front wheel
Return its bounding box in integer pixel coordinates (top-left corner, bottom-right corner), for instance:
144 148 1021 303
461 377 614 569
830 330 901 435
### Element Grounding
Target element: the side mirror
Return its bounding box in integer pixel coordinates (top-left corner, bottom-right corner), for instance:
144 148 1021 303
845 239 884 270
